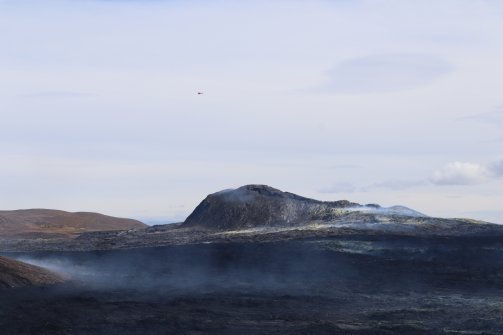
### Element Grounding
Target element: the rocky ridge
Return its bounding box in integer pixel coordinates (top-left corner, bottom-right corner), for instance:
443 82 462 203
185 185 367 230
0 185 500 252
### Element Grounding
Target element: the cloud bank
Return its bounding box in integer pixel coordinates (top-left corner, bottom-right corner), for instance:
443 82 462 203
321 54 453 94
430 160 503 186
321 159 503 194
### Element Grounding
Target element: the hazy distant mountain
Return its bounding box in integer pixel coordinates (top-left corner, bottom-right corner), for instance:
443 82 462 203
0 209 146 239
0 256 65 288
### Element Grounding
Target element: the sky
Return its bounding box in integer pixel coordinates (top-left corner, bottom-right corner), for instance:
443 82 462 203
0 0 502 224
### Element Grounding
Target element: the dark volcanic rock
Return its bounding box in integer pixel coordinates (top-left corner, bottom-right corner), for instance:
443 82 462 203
0 185 498 252
0 256 65 288
183 185 360 230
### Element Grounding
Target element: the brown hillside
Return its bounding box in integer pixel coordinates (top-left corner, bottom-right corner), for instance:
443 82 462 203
0 209 146 239
0 256 65 288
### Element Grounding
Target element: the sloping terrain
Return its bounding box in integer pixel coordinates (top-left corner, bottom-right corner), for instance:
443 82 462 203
0 209 146 239
0 256 65 288
181 185 497 235
1 185 501 252
184 184 361 230
3 238 503 334
2 185 503 333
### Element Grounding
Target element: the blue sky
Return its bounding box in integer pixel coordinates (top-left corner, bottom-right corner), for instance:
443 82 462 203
0 0 502 223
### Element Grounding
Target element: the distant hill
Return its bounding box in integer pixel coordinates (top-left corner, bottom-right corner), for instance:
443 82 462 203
0 209 146 239
1 185 499 252
182 185 464 232
0 256 65 288
184 185 371 230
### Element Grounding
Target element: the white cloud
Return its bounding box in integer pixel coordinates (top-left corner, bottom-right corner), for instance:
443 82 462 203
319 182 358 194
371 179 427 190
324 159 503 192
320 54 453 94
0 0 502 223
463 107 503 125
430 161 491 185
489 159 503 177
319 179 426 194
